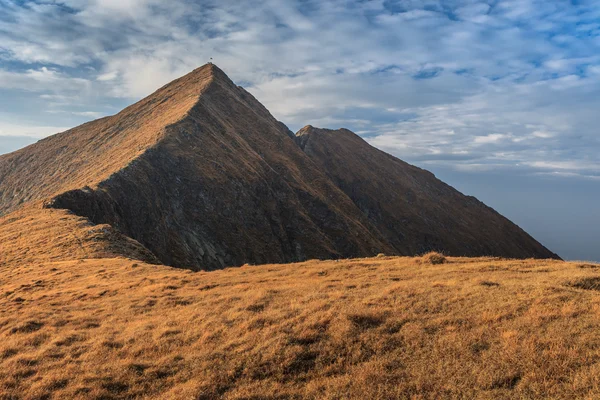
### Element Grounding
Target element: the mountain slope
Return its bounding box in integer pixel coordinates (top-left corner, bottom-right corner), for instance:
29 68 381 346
295 126 558 259
0 64 390 270
0 66 215 216
0 64 558 269
0 205 159 266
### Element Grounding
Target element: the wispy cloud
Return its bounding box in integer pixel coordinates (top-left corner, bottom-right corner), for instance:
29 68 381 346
0 0 599 181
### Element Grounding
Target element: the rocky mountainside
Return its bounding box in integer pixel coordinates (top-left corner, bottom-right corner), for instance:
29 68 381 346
0 66 213 215
295 126 559 259
0 64 390 269
0 64 559 269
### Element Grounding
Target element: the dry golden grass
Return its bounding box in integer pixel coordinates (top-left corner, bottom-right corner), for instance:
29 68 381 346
0 206 159 266
2 255 600 399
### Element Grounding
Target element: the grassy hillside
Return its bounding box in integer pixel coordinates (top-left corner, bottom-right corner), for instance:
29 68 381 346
1 254 599 399
0 206 159 266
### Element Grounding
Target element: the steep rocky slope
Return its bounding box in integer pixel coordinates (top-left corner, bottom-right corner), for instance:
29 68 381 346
0 65 390 270
0 64 558 269
295 126 559 259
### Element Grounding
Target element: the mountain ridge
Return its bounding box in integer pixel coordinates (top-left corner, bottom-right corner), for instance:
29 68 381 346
19 64 391 269
0 64 224 216
294 125 559 259
0 64 560 269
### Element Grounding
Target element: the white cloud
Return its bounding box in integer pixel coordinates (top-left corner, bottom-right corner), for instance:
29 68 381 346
0 0 598 181
97 71 118 81
531 131 553 139
0 122 69 138
0 67 91 92
474 133 509 144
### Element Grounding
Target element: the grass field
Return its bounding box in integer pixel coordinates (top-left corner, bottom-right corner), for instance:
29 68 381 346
1 254 600 399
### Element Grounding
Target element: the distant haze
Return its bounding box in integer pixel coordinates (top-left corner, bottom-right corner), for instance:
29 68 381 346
427 168 600 262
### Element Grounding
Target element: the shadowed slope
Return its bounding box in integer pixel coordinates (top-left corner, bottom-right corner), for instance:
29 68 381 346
1 64 391 270
0 65 215 216
295 126 559 259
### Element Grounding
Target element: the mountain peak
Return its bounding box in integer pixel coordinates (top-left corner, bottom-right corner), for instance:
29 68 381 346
294 126 364 151
182 62 231 84
296 125 316 135
0 62 254 214
294 125 559 260
296 125 356 137
0 66 559 272
0 63 238 217
147 63 228 101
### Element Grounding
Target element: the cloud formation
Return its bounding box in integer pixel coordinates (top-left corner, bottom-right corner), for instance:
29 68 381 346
0 0 599 181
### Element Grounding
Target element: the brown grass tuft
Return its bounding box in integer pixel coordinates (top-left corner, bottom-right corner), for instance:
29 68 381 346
421 251 447 265
566 276 600 291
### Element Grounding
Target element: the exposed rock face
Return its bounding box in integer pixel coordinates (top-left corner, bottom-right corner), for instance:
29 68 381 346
0 64 559 269
295 126 559 259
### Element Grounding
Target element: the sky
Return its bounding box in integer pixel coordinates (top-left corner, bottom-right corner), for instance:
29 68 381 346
0 0 599 261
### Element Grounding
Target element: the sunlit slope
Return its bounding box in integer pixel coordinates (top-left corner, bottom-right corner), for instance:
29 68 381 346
1 255 599 399
0 205 159 266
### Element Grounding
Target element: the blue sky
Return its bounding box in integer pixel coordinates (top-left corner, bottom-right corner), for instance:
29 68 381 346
1 0 599 260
